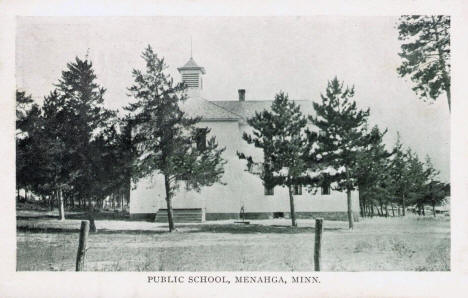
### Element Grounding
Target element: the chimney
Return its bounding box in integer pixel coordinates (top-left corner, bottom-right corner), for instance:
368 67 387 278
238 89 246 102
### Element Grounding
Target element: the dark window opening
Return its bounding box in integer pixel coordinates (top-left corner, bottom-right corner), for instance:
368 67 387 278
321 184 331 195
292 184 302 195
273 212 284 218
264 186 274 196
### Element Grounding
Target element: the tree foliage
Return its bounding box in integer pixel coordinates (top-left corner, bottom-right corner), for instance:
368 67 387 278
16 90 44 197
354 126 393 217
238 92 314 227
309 77 371 229
397 15 451 111
126 45 226 231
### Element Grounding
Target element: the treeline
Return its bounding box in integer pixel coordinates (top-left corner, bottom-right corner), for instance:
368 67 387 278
16 58 135 220
16 46 226 232
16 46 449 232
238 78 449 230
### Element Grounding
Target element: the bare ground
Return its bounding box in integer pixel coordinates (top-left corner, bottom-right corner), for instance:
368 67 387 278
16 212 450 271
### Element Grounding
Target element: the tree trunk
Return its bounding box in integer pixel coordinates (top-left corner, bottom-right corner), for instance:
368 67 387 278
446 87 451 113
385 204 389 217
346 189 354 230
164 175 175 232
88 203 97 233
50 194 54 211
432 201 436 217
391 204 395 217
58 188 65 221
288 185 297 227
358 187 365 218
402 195 406 216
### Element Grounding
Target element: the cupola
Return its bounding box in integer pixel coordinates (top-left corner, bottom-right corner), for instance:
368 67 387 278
177 57 206 90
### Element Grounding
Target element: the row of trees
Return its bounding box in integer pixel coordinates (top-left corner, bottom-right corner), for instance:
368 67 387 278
16 46 226 232
17 43 449 232
16 58 135 228
238 78 449 229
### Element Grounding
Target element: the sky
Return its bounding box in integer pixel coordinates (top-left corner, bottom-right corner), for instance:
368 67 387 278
16 16 450 181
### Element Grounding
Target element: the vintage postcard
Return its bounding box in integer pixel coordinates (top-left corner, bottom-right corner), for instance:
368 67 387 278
1 1 467 297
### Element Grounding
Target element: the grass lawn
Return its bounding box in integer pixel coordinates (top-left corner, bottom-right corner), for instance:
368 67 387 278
16 213 450 271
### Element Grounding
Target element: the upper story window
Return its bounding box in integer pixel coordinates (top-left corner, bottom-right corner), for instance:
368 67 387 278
321 184 331 195
264 185 274 196
195 129 207 150
292 184 302 195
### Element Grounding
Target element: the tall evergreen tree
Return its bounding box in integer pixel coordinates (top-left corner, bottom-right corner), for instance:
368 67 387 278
397 15 451 112
405 149 427 215
126 45 226 232
388 133 409 216
388 136 428 216
354 126 393 217
16 90 44 200
309 77 371 229
51 56 116 223
40 90 73 220
421 156 447 217
238 92 312 227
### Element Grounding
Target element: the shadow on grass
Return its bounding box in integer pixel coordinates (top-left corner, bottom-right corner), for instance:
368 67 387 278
17 223 343 235
17 212 154 222
17 226 168 235
179 224 342 234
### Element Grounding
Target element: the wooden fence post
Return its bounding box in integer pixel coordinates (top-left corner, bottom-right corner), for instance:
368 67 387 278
76 220 90 271
314 218 323 271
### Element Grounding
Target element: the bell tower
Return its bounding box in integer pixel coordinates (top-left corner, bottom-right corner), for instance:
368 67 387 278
178 56 206 96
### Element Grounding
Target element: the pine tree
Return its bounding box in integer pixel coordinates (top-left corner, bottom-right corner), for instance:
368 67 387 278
405 149 427 215
397 15 451 112
388 134 409 215
40 90 72 220
238 92 311 227
16 90 44 201
422 156 447 217
310 77 370 229
51 56 116 224
388 135 429 216
126 45 226 232
354 126 393 217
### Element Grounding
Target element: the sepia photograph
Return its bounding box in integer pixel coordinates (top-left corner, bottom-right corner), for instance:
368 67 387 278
15 16 451 272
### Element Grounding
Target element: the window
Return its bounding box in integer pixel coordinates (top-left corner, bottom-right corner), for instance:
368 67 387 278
264 186 274 196
273 212 284 218
195 129 207 150
292 184 302 195
321 184 331 195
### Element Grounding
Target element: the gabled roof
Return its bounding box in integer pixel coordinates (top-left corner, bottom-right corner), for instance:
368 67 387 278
210 100 316 120
177 57 206 74
180 97 241 121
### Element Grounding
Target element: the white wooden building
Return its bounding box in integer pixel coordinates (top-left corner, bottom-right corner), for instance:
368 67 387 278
129 57 359 222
